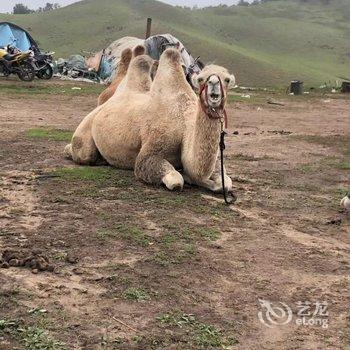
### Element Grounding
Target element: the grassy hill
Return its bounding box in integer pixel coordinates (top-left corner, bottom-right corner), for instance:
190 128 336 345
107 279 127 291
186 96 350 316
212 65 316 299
1 0 349 86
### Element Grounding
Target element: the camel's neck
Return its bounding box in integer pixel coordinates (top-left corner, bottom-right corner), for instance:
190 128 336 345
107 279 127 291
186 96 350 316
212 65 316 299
182 100 222 180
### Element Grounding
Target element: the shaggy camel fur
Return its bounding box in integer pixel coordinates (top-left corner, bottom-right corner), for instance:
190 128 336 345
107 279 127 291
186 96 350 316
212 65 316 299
66 48 235 193
97 45 158 106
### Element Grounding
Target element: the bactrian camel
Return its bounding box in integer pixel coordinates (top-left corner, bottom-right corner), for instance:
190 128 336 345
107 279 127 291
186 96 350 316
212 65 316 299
65 48 235 193
98 45 158 106
64 45 155 164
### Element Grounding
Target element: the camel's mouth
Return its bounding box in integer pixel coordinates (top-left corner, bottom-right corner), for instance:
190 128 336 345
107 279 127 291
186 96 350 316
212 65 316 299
208 91 223 108
209 92 220 101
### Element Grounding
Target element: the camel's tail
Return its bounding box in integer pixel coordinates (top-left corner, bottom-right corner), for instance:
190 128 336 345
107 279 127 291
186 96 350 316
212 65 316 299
64 144 73 160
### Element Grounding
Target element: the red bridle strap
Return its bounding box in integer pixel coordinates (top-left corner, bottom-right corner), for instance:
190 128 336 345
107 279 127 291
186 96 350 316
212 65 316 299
199 75 228 129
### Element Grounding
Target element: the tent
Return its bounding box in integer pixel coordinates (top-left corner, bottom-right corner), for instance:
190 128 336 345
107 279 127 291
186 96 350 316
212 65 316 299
86 34 203 83
0 22 39 51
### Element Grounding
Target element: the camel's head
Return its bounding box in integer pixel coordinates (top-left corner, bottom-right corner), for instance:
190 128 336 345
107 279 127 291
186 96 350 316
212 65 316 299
191 65 235 108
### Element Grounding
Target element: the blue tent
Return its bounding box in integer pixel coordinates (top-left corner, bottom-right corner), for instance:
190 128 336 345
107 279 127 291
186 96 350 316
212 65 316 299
0 22 38 51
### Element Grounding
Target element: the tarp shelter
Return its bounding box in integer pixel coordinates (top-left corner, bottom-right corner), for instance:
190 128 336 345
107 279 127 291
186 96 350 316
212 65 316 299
0 22 39 51
86 34 203 83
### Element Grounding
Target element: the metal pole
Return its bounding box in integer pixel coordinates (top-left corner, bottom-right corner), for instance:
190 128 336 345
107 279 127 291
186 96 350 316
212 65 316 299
146 18 152 39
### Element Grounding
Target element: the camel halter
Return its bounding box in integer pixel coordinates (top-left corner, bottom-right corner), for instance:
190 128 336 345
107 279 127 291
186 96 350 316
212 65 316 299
199 75 236 205
199 75 228 129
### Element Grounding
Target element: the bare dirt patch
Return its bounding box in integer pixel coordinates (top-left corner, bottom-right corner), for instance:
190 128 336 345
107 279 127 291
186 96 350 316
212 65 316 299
0 80 349 349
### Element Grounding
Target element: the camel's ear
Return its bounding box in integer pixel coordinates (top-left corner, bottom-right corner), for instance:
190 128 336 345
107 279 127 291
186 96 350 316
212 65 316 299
226 74 236 90
191 73 200 90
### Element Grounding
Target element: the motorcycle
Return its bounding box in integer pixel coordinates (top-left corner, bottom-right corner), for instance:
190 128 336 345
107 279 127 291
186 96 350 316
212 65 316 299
0 46 35 82
29 46 55 80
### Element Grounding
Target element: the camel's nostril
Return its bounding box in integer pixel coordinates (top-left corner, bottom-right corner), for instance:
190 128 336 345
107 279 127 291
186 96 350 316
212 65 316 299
210 93 220 99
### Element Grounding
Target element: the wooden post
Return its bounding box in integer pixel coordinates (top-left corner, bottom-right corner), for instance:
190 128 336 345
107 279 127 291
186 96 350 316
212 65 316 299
146 18 152 39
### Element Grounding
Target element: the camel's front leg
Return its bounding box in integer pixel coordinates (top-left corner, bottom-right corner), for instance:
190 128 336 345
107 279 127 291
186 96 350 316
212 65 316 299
135 145 184 191
209 151 233 193
184 154 232 194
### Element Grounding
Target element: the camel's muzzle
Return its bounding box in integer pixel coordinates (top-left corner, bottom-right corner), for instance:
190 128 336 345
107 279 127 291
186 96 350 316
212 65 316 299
208 92 221 107
206 75 225 108
199 74 228 128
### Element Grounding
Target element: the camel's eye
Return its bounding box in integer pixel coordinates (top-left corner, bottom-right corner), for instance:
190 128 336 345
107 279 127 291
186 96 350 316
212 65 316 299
224 77 231 84
198 77 204 84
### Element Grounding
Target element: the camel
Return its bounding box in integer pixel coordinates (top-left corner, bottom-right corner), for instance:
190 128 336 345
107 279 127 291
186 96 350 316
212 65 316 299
97 45 158 106
65 48 235 194
64 45 155 164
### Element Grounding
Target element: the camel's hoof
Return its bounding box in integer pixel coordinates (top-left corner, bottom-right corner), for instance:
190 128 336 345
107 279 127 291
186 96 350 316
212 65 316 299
172 184 183 191
225 191 237 205
162 171 184 191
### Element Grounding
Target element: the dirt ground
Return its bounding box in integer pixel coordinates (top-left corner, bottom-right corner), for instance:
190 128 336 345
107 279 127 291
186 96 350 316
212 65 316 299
0 79 349 350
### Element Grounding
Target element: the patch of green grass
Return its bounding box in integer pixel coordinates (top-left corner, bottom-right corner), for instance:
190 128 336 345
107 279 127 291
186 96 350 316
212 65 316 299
156 312 237 348
0 83 104 96
0 230 10 237
232 153 264 162
53 166 132 187
335 188 349 197
51 196 71 204
150 223 221 267
94 222 152 246
123 287 150 302
227 93 264 104
298 164 315 173
27 128 73 142
319 157 350 171
115 224 151 247
0 320 66 350
331 161 350 170
197 227 221 241
292 135 350 156
166 223 221 243
17 326 66 350
183 243 197 255
152 251 171 267
146 192 189 206
96 229 117 241
152 247 196 267
0 319 16 330
8 207 25 215
52 252 67 261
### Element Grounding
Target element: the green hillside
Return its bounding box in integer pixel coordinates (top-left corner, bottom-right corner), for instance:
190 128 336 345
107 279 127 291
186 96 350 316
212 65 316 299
1 0 349 86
